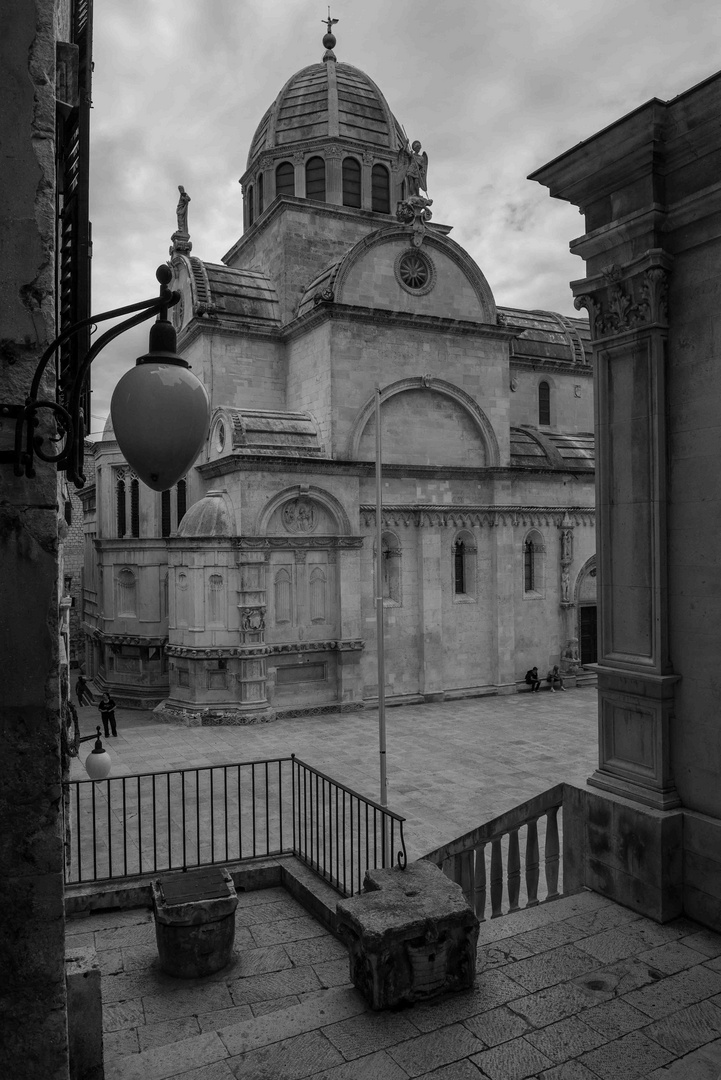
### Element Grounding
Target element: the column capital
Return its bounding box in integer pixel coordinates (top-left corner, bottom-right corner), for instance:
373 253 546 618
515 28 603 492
572 250 673 341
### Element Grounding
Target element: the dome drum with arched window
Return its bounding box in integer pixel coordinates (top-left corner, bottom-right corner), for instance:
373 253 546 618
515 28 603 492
239 40 406 227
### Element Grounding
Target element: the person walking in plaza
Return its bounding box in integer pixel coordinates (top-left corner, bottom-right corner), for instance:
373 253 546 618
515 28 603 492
75 673 94 707
546 664 567 692
98 692 118 737
525 666 541 692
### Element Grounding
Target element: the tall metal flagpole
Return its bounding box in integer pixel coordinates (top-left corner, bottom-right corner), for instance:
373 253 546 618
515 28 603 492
375 384 388 808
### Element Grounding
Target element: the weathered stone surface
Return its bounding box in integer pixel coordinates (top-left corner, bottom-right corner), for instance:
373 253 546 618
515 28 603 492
218 986 364 1055
643 999 721 1055
323 1010 418 1060
143 982 235 1023
524 1015 605 1063
226 1028 343 1079
577 1029 674 1080
471 1036 554 1080
406 972 522 1033
463 1003 531 1046
137 1015 202 1051
385 1024 485 1077
228 964 321 1006
580 997 650 1040
336 861 479 1010
312 1049 408 1080
502 943 600 993
66 945 104 1080
104 1030 228 1080
622 965 721 1020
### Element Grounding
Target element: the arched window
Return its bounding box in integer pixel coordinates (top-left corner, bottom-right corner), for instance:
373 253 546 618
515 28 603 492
116 568 137 617
130 477 140 538
276 161 295 197
257 172 264 215
116 476 126 538
538 381 551 426
161 489 171 537
161 571 169 620
523 530 545 596
372 164 390 214
207 574 225 627
453 530 477 599
305 156 326 202
342 157 361 208
247 184 254 226
377 531 401 605
309 567 327 622
176 478 187 526
274 568 292 624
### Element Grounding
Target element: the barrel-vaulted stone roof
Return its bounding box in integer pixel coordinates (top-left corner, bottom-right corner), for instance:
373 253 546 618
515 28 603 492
510 426 594 470
499 306 591 365
247 61 405 171
208 408 324 460
172 256 280 330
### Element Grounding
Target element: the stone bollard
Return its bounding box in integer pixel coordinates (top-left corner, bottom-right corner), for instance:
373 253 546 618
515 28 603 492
152 866 238 978
336 860 479 1010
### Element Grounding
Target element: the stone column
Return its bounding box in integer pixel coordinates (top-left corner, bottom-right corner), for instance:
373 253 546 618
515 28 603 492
574 254 679 810
326 146 343 206
418 522 444 700
235 548 271 718
491 517 517 692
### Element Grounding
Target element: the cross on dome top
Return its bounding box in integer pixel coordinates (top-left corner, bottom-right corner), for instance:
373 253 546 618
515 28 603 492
322 6 338 59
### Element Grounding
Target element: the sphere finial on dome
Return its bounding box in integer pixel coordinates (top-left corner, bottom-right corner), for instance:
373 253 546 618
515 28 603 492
322 6 338 61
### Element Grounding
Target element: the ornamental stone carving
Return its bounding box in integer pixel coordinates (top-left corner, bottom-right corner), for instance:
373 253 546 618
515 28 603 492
395 195 434 248
574 265 669 340
282 497 318 533
240 608 266 632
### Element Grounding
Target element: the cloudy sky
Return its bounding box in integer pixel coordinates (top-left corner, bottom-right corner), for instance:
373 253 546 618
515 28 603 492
87 0 720 438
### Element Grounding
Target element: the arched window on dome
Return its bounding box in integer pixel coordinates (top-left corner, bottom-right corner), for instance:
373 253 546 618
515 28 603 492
257 173 264 215
161 489 171 537
342 157 361 208
276 161 295 197
372 164 390 214
116 474 126 538
538 381 551 426
247 184 255 226
176 478 187 526
305 156 326 203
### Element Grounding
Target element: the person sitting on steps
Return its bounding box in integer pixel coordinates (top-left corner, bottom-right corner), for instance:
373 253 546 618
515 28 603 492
546 664 567 692
525 666 541 692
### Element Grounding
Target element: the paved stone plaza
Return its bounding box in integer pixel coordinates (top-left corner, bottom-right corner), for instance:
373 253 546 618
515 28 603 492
73 686 600 861
68 690 721 1078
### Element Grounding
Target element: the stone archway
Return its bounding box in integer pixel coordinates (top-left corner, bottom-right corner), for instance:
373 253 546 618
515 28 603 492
575 556 597 665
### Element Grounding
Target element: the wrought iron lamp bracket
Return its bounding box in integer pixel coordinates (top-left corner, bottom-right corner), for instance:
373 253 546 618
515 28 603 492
0 265 180 488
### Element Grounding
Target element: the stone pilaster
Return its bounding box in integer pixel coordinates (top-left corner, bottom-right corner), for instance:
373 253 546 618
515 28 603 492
335 544 364 706
418 526 444 700
236 550 271 715
574 251 680 809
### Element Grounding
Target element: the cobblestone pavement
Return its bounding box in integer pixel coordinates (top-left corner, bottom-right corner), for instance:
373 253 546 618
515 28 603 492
72 687 600 860
68 883 721 1080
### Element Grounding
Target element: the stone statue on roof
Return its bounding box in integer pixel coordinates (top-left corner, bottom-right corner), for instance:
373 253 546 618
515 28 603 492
170 185 192 257
399 137 429 198
176 186 191 234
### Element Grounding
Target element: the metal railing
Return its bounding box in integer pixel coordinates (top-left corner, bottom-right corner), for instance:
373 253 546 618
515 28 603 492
292 756 406 896
423 784 567 920
65 754 406 897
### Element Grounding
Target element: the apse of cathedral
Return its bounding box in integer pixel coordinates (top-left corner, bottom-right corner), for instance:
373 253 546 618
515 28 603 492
82 25 597 720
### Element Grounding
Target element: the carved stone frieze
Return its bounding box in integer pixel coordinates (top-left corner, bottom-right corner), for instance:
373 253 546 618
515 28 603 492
232 536 364 549
282 497 318 533
574 265 669 340
360 506 595 529
267 639 364 655
165 644 270 659
395 195 433 248
240 607 266 632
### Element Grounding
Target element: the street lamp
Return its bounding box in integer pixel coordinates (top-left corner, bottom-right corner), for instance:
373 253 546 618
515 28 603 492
77 727 112 781
0 266 210 491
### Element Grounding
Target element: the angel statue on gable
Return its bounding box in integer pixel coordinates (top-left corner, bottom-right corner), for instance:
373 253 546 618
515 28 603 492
399 137 429 198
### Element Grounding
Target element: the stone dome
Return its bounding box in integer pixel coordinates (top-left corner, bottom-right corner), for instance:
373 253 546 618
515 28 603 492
176 490 236 538
246 59 405 172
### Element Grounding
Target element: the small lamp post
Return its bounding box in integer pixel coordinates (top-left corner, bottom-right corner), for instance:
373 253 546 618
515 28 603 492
77 726 112 781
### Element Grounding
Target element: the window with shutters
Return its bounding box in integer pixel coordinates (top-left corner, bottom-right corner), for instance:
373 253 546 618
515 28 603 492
276 161 295 196
371 164 390 214
305 156 326 202
130 477 140 538
342 157 361 208
116 474 126 538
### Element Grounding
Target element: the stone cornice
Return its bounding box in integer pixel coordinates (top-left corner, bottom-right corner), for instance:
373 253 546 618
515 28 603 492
281 302 520 344
359 505 595 528
165 638 365 659
83 628 168 647
231 536 365 550
198 457 595 481
510 358 593 376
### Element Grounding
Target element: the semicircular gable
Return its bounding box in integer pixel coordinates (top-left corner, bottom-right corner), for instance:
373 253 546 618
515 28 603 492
333 228 497 324
257 485 353 536
348 378 500 467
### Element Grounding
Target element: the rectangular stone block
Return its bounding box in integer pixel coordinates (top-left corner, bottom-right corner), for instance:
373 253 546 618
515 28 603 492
66 944 104 1080
336 861 479 1010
